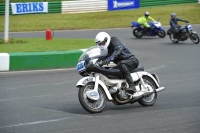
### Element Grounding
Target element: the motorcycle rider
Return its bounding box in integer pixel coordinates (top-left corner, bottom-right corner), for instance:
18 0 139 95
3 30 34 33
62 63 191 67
170 12 189 41
95 32 139 94
137 11 155 34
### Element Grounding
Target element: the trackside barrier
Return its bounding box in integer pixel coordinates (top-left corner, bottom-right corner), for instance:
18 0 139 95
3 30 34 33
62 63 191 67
0 0 198 15
0 50 85 71
62 0 107 14
140 0 198 7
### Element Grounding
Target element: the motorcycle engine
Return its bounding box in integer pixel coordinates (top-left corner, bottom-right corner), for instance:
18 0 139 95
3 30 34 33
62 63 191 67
180 30 188 41
109 85 118 94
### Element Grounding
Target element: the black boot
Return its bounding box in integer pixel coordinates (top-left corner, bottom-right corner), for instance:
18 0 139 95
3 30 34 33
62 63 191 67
118 64 136 94
125 74 137 94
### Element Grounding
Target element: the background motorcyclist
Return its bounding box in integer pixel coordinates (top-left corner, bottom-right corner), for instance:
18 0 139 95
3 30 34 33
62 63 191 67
137 11 155 34
95 32 139 94
169 12 189 41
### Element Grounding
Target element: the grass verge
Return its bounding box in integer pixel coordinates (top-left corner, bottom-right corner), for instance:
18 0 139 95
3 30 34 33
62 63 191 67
0 3 199 53
0 38 93 52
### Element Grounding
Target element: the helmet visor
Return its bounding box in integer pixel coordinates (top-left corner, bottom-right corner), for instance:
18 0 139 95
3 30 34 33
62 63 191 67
171 15 176 19
96 41 105 46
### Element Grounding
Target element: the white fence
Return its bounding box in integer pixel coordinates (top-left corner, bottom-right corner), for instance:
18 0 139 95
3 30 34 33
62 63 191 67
62 0 107 14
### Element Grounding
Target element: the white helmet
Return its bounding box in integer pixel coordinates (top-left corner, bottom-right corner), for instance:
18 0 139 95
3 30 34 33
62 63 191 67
95 32 111 49
144 11 149 17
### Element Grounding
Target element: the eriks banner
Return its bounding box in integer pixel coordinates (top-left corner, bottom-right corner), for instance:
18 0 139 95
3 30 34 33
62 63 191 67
11 2 48 15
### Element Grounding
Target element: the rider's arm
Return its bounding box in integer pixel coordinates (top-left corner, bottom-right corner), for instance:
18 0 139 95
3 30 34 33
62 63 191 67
143 22 150 28
142 18 150 28
177 18 188 23
108 37 123 61
148 16 155 22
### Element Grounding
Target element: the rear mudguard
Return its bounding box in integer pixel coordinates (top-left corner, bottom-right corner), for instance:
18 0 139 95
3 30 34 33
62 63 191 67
136 71 160 88
131 22 139 27
76 76 113 100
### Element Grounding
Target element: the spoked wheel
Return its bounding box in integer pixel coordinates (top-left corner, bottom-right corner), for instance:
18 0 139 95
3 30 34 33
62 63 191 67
78 82 106 113
157 30 166 38
138 76 157 106
169 34 179 43
133 28 143 38
190 33 199 44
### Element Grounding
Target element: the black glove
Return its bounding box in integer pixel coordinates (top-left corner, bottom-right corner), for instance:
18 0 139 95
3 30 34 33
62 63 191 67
102 58 111 66
185 20 189 23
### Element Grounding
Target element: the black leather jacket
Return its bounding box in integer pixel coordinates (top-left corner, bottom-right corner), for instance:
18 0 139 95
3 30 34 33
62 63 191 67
107 37 136 64
170 18 187 29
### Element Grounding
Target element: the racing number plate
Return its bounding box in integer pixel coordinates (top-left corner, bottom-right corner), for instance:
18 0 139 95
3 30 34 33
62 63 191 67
76 61 86 72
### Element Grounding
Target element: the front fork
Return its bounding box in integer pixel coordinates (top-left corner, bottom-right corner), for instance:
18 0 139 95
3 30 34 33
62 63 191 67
94 74 100 91
85 74 100 101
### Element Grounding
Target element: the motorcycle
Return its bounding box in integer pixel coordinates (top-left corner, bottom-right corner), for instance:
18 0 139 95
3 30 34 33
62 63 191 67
76 46 165 113
131 20 166 38
167 23 199 44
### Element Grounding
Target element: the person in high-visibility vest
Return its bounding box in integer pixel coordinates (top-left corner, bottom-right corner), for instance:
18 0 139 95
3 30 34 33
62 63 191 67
137 11 155 34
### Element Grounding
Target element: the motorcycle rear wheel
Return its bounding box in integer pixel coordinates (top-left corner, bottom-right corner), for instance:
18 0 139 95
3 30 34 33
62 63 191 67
78 82 107 113
190 33 199 44
133 28 143 38
138 76 157 106
157 30 166 38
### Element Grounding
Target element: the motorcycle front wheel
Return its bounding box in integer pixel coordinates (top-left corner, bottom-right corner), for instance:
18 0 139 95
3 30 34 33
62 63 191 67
133 28 143 38
157 30 166 38
190 33 199 44
78 82 107 113
138 76 157 106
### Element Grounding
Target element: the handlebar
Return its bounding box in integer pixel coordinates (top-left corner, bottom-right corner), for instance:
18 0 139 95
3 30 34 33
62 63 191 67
95 61 104 67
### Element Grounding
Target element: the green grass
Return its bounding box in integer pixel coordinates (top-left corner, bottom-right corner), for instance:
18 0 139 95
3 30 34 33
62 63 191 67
0 38 94 52
0 4 199 32
0 3 199 53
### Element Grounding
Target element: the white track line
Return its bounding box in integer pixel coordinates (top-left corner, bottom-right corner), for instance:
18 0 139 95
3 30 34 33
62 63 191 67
146 65 166 72
0 117 70 129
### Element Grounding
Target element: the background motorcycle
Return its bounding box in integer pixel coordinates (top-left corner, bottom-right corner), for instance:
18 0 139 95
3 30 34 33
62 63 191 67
131 20 166 38
167 23 199 44
76 46 165 113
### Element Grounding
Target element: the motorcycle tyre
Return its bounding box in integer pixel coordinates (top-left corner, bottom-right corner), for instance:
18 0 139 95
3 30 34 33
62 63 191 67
138 76 157 106
133 28 143 38
157 30 166 38
169 34 179 43
190 33 200 44
78 82 107 113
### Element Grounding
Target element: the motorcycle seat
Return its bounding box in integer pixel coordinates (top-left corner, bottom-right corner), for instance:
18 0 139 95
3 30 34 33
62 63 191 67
130 67 144 73
103 66 144 79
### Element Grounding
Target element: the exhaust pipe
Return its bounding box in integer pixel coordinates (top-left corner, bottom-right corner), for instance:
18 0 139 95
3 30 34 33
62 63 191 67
129 87 165 103
155 87 165 93
119 87 165 104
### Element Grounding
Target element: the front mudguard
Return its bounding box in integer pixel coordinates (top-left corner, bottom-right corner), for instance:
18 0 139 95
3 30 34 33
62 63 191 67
76 76 113 100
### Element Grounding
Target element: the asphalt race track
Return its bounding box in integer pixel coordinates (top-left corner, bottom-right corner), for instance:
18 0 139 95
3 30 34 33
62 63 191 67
0 25 200 133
